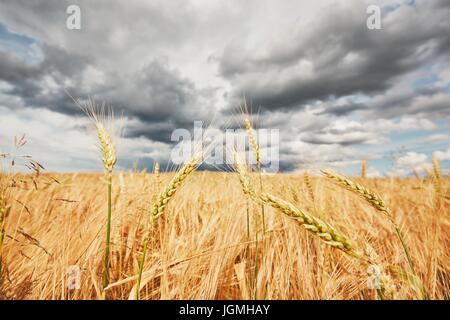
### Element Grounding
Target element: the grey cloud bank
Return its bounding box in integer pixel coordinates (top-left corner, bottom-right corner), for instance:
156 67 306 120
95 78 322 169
0 0 449 175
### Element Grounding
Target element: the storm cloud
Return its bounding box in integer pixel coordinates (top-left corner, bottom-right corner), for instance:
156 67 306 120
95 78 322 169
0 0 449 174
220 0 450 114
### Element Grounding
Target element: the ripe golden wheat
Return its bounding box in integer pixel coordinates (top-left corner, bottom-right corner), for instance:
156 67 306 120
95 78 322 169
321 170 389 214
96 122 117 174
235 155 354 253
243 118 261 168
304 170 315 205
135 154 201 299
0 104 448 300
321 169 427 298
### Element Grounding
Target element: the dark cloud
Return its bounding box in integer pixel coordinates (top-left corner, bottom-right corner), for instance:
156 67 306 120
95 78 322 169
301 123 378 146
106 61 205 124
0 44 91 114
0 50 42 97
366 84 450 119
301 132 374 146
315 101 367 116
0 0 215 144
123 118 181 144
0 45 212 143
220 1 450 114
0 0 449 173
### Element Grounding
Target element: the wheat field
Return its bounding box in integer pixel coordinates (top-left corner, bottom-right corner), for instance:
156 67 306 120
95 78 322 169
0 170 448 300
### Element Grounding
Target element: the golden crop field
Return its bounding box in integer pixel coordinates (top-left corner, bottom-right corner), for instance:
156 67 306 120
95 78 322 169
1 0 450 306
0 170 448 300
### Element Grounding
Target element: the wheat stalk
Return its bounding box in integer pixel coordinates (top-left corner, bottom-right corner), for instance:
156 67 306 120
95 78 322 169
236 156 354 254
304 170 315 205
236 159 408 299
430 156 442 297
361 160 367 179
432 157 441 180
431 157 441 195
412 169 421 181
95 120 117 291
154 161 160 190
321 169 427 298
243 117 265 233
321 170 388 214
153 161 161 203
261 192 354 251
81 100 117 291
0 191 6 279
135 154 201 299
243 116 266 299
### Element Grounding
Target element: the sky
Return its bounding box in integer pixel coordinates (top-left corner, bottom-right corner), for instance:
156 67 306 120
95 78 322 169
0 0 449 176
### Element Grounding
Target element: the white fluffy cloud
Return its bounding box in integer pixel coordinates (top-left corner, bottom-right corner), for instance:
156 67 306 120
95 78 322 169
418 134 448 144
387 152 430 177
434 147 450 161
0 105 171 172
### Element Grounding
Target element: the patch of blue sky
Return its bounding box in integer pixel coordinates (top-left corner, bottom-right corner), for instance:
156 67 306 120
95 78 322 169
378 128 448 171
434 119 450 129
351 142 396 175
348 120 449 175
0 23 41 64
343 157 392 177
382 0 416 15
412 75 439 89
343 164 359 176
386 127 447 152
350 93 369 104
410 61 450 91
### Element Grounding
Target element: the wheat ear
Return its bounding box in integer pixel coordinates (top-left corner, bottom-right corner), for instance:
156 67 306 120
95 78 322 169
244 118 261 166
243 116 266 299
0 192 6 279
236 156 354 253
260 192 353 251
80 102 118 291
94 121 117 290
361 160 367 179
236 160 404 299
96 122 117 174
243 117 265 233
321 170 388 214
431 157 441 195
135 154 200 299
154 161 160 194
304 170 315 205
150 155 200 220
321 170 427 298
